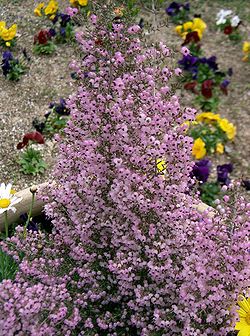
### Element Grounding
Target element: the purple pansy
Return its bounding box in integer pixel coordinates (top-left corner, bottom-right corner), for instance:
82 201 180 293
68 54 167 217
60 13 71 27
1 51 14 76
166 2 189 16
199 56 218 71
192 159 211 183
217 163 233 185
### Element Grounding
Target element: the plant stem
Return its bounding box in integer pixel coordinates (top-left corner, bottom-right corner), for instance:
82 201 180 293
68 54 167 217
4 211 8 238
24 192 35 235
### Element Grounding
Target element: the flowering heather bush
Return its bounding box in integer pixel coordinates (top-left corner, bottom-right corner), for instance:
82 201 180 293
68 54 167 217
0 2 249 335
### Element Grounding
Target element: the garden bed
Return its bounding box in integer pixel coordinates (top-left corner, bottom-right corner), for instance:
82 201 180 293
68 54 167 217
0 0 249 191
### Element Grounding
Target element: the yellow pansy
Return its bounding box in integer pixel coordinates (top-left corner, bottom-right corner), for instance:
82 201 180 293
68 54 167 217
192 18 207 39
196 112 221 123
78 0 88 5
44 0 58 16
0 23 17 41
70 0 88 6
243 41 250 54
235 295 250 335
242 41 250 62
192 138 206 159
34 2 45 16
156 159 167 174
175 18 207 40
218 118 236 140
0 21 6 32
69 0 78 5
216 143 224 154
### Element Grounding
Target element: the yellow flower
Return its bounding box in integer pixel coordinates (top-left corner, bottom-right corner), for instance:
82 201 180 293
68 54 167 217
192 18 207 39
78 0 88 5
69 0 78 5
70 0 88 6
235 295 250 335
196 112 221 123
6 41 11 47
243 41 250 54
216 143 224 154
242 42 250 62
156 159 166 174
44 0 58 16
175 18 207 40
192 138 206 159
0 21 6 32
34 2 45 16
0 23 17 41
218 118 236 140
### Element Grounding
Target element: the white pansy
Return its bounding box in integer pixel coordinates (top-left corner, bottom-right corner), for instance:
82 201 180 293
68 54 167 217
231 15 240 27
0 183 22 214
216 9 233 25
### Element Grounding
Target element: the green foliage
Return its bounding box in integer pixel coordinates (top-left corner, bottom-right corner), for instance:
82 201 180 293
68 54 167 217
200 182 221 206
0 247 18 282
56 23 75 44
194 95 220 112
6 60 25 81
44 113 69 137
33 41 56 55
18 147 47 175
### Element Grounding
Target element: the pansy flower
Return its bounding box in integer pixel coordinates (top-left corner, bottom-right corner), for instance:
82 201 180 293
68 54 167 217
175 18 207 41
217 163 233 185
191 159 211 183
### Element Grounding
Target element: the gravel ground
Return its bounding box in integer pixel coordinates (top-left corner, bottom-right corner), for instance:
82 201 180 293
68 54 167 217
0 0 249 192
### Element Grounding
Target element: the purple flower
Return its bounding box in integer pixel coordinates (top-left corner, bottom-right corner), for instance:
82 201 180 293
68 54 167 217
49 28 56 37
220 79 230 95
166 2 190 16
192 159 211 183
20 213 38 232
199 56 218 71
60 13 71 27
242 180 250 191
166 2 180 16
1 51 14 76
178 55 198 74
217 163 233 185
228 67 233 76
220 79 230 88
54 98 70 115
52 13 59 24
60 27 66 38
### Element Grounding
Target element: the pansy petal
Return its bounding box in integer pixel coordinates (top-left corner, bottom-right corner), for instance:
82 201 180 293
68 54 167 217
183 21 193 31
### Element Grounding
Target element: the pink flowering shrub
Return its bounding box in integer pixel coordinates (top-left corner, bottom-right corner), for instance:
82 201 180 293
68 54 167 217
0 2 249 335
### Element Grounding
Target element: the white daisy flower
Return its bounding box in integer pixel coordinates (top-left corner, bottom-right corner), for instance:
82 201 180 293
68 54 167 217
216 9 233 25
231 15 240 27
0 183 22 214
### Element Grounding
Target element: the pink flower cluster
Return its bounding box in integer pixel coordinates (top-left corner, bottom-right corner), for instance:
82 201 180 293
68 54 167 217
0 5 249 335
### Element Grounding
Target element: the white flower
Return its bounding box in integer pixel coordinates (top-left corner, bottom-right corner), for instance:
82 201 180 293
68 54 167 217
231 15 240 27
0 183 22 214
216 9 233 25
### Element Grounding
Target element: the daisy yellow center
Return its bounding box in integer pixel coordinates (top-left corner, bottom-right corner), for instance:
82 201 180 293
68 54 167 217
246 312 250 325
0 198 11 208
